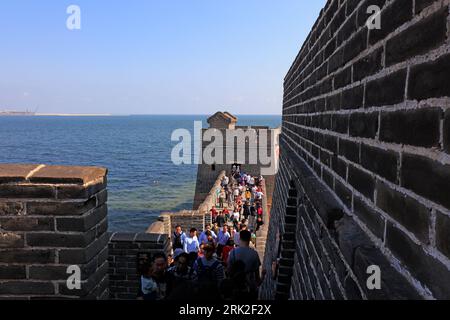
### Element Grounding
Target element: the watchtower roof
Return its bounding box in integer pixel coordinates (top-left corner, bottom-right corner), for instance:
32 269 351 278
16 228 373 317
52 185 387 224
207 111 238 129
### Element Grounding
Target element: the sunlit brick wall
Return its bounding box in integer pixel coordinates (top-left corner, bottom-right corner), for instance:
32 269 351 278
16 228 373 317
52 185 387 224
262 0 450 300
0 164 109 299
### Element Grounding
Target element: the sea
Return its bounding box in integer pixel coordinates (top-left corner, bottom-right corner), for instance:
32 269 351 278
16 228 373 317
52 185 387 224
0 115 281 232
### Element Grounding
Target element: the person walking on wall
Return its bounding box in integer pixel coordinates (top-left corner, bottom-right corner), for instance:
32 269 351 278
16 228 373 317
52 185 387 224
184 228 200 267
227 230 262 301
172 225 186 251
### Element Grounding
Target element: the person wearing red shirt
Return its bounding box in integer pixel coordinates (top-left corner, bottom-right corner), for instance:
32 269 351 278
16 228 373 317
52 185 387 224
257 206 263 216
221 239 235 267
222 208 230 222
210 207 218 223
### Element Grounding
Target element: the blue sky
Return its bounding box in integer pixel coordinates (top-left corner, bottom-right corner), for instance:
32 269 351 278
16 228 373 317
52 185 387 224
0 0 326 115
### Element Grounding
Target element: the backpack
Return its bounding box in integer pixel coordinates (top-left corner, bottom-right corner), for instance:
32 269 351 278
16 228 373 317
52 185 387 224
196 258 221 283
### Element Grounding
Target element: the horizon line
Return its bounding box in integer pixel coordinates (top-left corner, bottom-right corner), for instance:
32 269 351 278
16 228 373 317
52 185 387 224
24 113 283 117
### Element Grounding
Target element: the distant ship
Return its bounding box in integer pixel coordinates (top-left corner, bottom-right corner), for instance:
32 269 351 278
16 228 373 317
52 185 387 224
0 108 36 116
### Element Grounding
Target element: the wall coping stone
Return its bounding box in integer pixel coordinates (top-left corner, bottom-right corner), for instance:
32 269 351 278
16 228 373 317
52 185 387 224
135 233 163 243
109 232 168 244
109 232 137 242
0 164 107 186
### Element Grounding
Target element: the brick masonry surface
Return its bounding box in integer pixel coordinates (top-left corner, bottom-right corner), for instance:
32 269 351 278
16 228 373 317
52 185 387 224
108 232 169 300
0 164 109 299
262 0 450 300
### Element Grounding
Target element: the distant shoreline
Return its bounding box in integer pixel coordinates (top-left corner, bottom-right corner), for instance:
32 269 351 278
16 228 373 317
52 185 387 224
0 113 282 117
0 113 113 117
34 113 113 117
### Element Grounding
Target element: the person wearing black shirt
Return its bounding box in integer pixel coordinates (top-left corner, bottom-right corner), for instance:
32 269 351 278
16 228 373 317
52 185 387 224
243 202 251 220
172 225 185 250
216 211 226 228
249 205 256 217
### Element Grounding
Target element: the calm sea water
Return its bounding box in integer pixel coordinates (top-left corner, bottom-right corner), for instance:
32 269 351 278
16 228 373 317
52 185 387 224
0 115 281 232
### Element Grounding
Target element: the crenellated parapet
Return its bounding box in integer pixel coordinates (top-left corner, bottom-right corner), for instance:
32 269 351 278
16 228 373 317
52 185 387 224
0 164 109 299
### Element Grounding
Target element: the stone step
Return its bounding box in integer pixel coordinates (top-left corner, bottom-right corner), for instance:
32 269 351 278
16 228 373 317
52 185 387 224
281 240 295 250
275 292 290 300
281 250 295 259
278 266 293 277
276 283 291 294
282 232 295 241
284 223 297 233
287 197 297 207
277 274 292 285
285 215 297 224
286 206 297 216
279 258 295 267
288 189 298 198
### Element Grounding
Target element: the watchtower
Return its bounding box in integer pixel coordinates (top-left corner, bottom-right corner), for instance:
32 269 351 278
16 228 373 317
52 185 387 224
193 111 280 209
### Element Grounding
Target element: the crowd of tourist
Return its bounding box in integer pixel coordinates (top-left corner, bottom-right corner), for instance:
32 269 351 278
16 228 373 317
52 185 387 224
137 168 267 301
212 167 265 233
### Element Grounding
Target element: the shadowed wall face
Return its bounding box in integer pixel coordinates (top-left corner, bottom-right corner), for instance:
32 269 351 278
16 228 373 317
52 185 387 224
0 164 109 299
263 0 450 300
108 232 169 300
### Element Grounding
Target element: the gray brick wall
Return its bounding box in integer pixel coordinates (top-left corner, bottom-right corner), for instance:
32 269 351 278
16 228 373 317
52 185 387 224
262 0 450 300
0 164 109 300
108 232 169 300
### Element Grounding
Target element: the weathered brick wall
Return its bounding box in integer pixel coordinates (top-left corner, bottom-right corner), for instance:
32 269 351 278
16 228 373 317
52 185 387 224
108 232 169 300
262 0 450 300
0 164 109 299
194 169 226 210
168 211 206 234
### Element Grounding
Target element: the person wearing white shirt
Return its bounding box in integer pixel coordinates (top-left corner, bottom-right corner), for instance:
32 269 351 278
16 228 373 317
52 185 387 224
256 191 264 200
217 225 231 257
233 187 239 198
222 175 229 187
184 228 200 266
232 210 240 222
233 230 240 247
